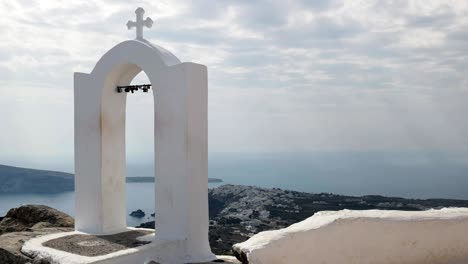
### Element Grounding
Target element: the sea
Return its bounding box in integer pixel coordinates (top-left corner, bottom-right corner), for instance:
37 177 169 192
1 151 468 226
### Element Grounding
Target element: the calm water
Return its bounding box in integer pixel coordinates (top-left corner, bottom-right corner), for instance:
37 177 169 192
1 152 468 224
0 183 223 227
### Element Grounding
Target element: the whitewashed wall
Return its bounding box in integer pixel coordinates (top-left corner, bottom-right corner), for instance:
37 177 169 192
234 208 468 264
74 39 214 263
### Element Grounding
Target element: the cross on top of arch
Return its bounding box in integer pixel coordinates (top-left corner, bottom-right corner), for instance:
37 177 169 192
127 7 153 40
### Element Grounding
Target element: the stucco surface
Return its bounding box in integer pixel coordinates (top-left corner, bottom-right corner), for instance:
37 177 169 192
233 208 468 264
74 38 214 262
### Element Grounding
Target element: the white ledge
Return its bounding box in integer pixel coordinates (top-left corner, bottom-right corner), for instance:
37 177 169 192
234 208 468 264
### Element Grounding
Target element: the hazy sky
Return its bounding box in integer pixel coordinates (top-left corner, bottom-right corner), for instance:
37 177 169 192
1 0 468 167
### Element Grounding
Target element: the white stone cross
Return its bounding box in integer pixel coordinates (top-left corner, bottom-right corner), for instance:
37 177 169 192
127 7 153 40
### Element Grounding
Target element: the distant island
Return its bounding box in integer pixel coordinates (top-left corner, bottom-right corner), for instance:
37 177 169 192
0 165 222 194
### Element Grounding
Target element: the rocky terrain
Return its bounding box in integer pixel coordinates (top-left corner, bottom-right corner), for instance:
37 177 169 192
0 205 238 264
138 184 468 255
2 185 468 262
0 205 74 263
208 185 468 254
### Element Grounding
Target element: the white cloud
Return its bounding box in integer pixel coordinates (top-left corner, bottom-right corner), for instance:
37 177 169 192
0 0 468 166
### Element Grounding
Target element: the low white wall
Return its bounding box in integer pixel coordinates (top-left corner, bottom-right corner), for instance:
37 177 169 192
233 208 468 264
22 228 197 264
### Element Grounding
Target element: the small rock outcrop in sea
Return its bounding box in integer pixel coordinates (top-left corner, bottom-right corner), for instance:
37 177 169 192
129 209 145 218
137 221 155 229
0 205 74 264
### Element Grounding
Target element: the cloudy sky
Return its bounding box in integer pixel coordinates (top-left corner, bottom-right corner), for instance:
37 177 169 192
1 0 468 168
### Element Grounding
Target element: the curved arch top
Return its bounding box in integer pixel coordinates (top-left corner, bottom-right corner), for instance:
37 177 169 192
74 37 214 262
91 39 181 78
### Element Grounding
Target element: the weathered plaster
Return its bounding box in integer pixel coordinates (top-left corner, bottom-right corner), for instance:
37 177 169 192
73 38 214 262
234 208 468 264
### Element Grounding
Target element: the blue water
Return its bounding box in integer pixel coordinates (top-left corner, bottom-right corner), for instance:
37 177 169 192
0 183 223 227
209 152 468 199
1 152 468 224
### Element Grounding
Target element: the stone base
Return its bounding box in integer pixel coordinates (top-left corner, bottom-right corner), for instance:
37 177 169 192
42 229 153 257
22 227 237 264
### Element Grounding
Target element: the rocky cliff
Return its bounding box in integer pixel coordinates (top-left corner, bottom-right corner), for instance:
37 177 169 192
0 205 74 264
135 184 468 255
2 189 468 263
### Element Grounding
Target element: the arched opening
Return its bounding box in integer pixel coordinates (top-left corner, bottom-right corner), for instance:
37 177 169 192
74 39 214 261
98 61 163 233
98 62 161 233
125 71 155 228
